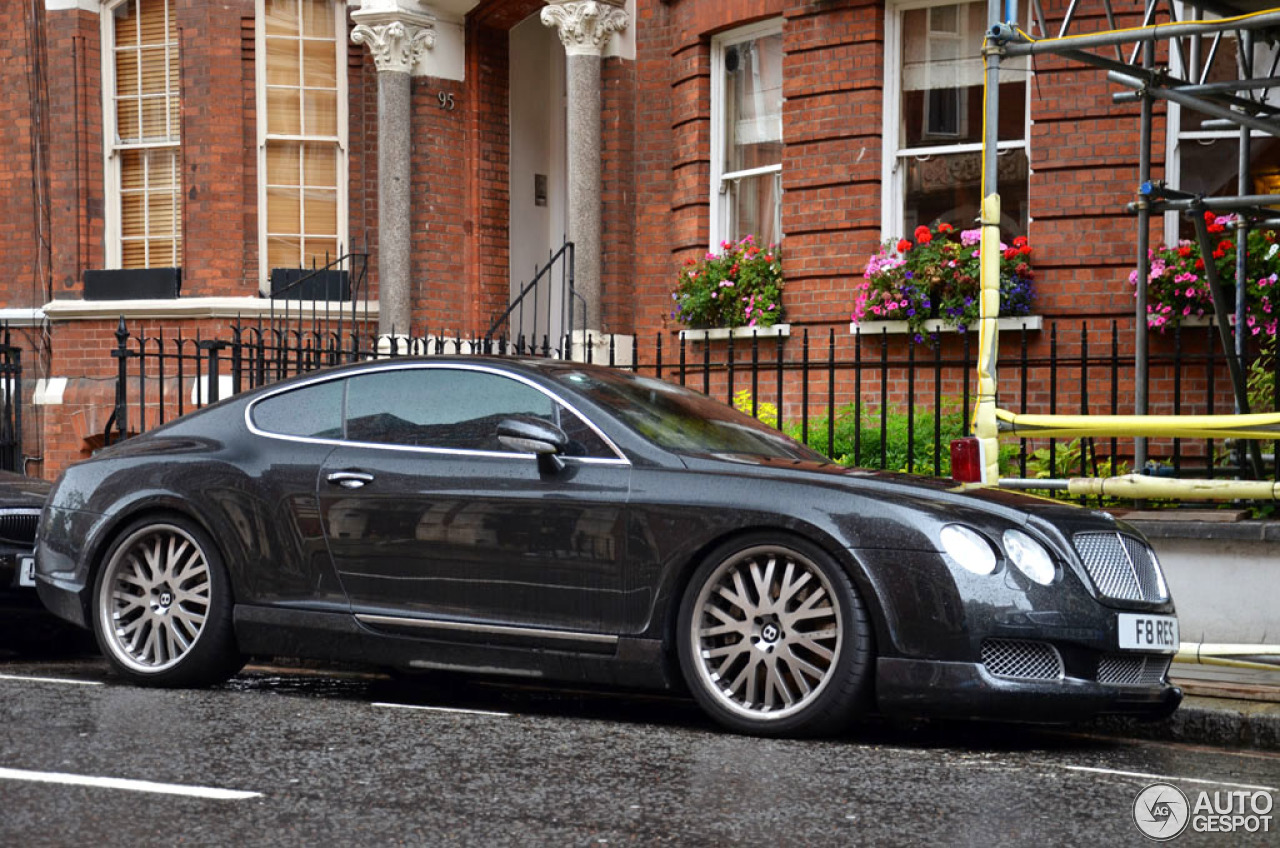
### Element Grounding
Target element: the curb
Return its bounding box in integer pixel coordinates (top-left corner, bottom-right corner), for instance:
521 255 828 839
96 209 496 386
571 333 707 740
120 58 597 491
1086 695 1280 751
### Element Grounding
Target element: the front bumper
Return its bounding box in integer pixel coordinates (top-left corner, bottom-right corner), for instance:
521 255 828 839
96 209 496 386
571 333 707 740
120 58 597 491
876 656 1183 722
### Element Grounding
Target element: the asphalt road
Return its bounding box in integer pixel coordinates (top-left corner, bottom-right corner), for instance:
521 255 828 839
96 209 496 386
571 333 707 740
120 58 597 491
1 651 1277 847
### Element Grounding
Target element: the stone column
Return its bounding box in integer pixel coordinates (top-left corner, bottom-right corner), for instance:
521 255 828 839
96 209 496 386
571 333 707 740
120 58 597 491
351 2 436 336
541 1 628 333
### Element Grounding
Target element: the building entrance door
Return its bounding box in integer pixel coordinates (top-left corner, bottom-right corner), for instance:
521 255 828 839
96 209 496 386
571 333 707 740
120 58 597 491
508 14 568 346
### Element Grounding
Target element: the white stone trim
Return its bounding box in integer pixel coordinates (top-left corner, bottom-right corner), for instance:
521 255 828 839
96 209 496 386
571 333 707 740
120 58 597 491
42 297 380 321
0 308 48 327
849 315 1043 335
33 378 69 406
541 1 629 57
351 15 437 74
678 324 791 342
45 1 100 12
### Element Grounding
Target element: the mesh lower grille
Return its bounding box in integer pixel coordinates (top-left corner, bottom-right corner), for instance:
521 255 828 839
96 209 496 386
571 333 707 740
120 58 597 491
0 510 39 547
981 638 1064 681
1097 654 1171 686
1072 532 1168 602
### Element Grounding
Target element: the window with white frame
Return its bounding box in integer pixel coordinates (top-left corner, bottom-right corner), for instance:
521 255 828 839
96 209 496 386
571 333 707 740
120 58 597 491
883 0 1031 239
711 21 783 250
1166 8 1279 243
257 0 347 284
103 0 182 270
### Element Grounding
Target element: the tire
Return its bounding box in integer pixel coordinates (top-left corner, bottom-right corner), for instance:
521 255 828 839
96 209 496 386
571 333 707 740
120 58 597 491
92 515 244 687
676 534 874 737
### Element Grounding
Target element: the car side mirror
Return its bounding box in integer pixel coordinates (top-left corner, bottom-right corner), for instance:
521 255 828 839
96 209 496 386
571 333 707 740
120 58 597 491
497 417 569 473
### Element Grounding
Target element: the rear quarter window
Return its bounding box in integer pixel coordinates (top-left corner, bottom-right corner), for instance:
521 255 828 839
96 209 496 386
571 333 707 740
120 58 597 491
251 379 345 438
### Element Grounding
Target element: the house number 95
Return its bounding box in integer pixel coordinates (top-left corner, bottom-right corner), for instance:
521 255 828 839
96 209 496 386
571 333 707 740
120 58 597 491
437 92 455 111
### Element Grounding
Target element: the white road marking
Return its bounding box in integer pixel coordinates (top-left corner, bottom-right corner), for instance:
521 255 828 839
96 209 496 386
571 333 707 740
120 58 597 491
0 673 102 686
372 702 511 718
0 767 261 800
1057 765 1277 793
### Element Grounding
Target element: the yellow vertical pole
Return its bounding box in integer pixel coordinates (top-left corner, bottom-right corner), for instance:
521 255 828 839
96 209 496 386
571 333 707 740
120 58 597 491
974 193 1002 483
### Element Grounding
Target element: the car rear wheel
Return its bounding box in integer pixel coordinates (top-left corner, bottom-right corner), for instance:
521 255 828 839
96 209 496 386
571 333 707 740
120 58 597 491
677 535 873 737
93 516 243 687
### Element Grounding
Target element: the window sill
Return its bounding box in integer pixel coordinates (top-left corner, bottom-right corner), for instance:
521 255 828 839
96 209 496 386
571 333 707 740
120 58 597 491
848 315 1043 335
677 324 791 342
42 297 379 322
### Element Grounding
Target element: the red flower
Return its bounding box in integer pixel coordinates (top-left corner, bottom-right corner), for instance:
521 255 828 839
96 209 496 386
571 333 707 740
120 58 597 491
897 239 912 253
1013 236 1028 248
1177 245 1192 258
938 223 954 233
1218 239 1234 251
1195 258 1206 271
1003 248 1019 260
1212 248 1226 260
914 226 933 245
1204 211 1217 222
683 257 696 266
1019 245 1033 256
1208 224 1225 234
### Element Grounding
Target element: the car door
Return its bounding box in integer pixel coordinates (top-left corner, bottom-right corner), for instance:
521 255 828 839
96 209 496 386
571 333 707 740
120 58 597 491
316 363 638 635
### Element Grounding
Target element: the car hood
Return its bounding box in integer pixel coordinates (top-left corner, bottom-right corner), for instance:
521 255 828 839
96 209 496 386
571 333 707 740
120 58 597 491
676 451 1110 528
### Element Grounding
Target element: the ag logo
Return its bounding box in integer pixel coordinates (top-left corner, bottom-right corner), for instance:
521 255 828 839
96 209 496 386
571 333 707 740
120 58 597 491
1134 783 1190 841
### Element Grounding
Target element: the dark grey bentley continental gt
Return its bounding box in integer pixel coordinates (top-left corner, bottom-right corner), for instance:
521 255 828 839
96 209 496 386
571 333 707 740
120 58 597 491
35 357 1181 735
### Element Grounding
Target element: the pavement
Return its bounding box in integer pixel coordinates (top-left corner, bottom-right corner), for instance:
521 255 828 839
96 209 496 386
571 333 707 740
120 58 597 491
1087 662 1280 751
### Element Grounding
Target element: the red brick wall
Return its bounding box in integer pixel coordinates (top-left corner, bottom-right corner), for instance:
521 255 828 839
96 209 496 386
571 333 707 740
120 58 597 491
0 3 44 307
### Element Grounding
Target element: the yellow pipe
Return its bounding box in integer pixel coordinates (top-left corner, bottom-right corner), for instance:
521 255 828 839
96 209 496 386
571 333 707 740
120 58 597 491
1065 474 1280 500
995 408 1280 440
1174 642 1280 671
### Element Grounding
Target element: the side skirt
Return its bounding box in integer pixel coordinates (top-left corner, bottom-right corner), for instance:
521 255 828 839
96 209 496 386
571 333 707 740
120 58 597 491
233 604 674 690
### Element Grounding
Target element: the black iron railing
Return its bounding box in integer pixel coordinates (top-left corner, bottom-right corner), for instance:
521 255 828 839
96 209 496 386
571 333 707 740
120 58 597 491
486 242 581 351
102 317 1277 487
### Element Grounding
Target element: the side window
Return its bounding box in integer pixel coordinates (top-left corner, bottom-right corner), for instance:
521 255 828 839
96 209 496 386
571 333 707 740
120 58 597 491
555 406 616 459
344 369 556 452
252 379 344 437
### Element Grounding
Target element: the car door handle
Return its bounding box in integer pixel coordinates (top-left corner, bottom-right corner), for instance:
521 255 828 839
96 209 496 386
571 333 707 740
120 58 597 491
327 471 374 490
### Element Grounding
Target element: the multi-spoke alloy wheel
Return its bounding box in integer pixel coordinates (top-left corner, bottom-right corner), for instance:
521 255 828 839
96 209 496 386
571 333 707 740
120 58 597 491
94 517 243 686
678 537 873 736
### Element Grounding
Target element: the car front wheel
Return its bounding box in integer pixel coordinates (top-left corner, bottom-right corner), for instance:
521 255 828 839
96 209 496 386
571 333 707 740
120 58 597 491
93 516 243 687
677 535 873 737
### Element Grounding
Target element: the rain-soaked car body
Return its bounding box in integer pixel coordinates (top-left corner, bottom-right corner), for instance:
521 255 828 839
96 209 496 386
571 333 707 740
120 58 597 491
35 357 1181 736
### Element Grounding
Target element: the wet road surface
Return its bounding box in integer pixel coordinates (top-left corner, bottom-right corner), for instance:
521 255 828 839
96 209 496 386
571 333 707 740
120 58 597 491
1 653 1277 847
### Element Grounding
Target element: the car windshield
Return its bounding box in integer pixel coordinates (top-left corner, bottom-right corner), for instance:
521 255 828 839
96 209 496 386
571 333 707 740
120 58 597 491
550 368 827 462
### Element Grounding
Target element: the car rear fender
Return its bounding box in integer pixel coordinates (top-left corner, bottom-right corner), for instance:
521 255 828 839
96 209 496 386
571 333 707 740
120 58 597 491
79 497 243 620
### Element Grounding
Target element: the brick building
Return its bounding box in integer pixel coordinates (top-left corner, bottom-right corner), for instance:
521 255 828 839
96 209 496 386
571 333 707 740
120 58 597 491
1 0 1275 478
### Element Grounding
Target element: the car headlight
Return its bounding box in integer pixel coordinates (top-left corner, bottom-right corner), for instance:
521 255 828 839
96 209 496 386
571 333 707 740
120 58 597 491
940 525 997 576
1003 529 1056 585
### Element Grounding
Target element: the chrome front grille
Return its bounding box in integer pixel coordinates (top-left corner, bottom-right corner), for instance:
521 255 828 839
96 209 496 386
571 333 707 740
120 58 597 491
1072 532 1168 602
1097 654 1171 687
0 510 40 547
981 638 1064 681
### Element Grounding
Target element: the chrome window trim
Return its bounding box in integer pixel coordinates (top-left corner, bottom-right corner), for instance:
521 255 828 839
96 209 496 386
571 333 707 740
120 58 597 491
243 361 632 466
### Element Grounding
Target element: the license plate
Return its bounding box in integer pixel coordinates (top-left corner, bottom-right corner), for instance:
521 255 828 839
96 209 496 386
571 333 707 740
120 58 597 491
18 555 36 587
1118 613 1178 652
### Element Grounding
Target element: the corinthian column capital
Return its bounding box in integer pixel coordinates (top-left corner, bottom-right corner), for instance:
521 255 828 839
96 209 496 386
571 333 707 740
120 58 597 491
351 1 437 74
540 1 629 57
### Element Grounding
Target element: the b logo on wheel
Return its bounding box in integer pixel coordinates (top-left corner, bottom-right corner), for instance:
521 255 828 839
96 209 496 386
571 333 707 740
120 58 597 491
1133 783 1190 841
